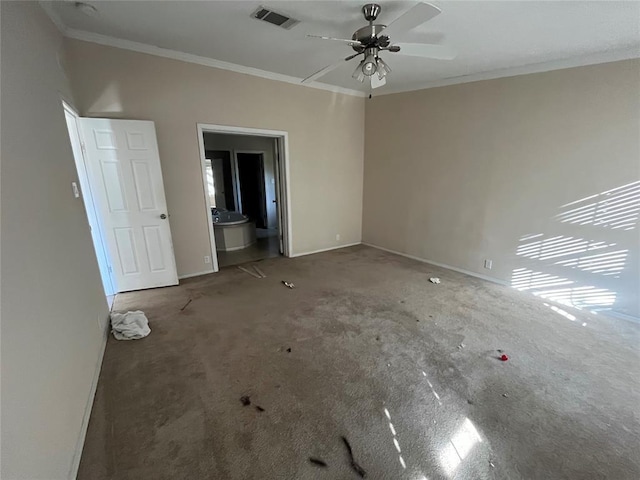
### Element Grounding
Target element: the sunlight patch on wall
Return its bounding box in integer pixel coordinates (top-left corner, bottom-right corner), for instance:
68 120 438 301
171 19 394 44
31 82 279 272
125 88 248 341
516 236 615 262
512 267 617 312
555 181 639 231
512 181 639 316
516 236 628 279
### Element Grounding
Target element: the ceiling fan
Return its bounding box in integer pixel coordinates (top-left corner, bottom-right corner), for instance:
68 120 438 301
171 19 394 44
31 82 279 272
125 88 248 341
302 2 455 90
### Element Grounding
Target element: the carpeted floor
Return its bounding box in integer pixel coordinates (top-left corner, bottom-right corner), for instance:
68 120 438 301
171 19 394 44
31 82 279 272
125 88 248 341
78 245 640 479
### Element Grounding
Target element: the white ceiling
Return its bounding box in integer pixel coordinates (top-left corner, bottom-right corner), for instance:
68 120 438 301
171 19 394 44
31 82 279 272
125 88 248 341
44 1 640 95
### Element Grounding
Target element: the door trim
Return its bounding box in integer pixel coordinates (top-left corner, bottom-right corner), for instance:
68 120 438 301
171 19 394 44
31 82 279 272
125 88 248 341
63 103 117 296
196 124 292 271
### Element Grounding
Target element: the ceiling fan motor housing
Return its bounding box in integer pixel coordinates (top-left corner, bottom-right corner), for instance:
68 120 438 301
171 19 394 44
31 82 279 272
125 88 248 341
352 4 391 53
351 25 389 53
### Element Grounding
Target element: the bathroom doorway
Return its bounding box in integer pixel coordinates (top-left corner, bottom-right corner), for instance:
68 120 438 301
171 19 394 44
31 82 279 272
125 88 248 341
197 125 291 270
236 152 268 229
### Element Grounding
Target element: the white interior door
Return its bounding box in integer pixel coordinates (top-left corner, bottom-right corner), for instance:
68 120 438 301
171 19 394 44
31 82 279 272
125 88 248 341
79 118 178 292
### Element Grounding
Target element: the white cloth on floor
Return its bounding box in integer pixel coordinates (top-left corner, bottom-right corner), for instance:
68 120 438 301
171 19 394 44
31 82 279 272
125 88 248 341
110 310 151 340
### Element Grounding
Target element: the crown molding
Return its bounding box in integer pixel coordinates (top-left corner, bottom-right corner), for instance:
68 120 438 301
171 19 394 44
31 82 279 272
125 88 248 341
38 1 364 97
378 46 640 96
40 2 638 99
63 28 366 98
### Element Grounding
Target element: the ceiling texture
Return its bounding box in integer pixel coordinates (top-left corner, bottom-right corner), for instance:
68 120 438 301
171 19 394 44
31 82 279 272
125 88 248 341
43 1 640 96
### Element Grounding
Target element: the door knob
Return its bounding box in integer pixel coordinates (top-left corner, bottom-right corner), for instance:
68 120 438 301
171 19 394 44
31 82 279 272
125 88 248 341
160 213 167 219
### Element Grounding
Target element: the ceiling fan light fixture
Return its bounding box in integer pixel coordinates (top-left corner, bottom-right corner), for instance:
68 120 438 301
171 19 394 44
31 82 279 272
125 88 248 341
362 49 378 76
352 61 366 82
376 57 391 78
302 3 454 89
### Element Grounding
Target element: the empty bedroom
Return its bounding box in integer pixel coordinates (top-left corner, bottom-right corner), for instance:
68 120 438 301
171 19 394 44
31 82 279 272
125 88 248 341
1 1 639 479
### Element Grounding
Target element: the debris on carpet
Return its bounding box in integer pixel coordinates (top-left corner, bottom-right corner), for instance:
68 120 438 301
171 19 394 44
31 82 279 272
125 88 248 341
255 405 265 412
240 396 251 406
282 280 295 289
500 354 509 361
429 277 441 284
238 265 262 278
179 298 192 311
457 343 465 349
286 347 292 353
309 457 328 468
502 393 509 398
341 436 367 478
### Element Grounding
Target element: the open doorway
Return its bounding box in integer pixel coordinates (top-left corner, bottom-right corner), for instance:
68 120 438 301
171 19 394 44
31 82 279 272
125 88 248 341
62 102 117 307
198 125 291 269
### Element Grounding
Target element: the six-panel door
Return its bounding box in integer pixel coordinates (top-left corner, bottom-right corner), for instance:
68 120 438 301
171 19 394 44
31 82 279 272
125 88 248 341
79 118 178 292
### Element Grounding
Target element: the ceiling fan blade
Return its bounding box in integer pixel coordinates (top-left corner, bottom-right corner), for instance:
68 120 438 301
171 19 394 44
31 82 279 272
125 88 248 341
306 35 362 47
393 43 456 60
302 53 360 83
371 74 386 89
381 3 441 38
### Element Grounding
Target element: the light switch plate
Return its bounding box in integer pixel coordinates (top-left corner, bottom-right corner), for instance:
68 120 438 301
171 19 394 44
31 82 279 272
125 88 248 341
71 182 80 198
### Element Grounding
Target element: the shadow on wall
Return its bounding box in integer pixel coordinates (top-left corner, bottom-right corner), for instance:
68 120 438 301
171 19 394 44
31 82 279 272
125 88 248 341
511 181 639 319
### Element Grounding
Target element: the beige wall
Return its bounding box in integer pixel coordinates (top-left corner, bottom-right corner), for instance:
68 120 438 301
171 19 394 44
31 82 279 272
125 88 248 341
1 3 110 478
65 40 365 276
204 133 278 229
363 60 640 319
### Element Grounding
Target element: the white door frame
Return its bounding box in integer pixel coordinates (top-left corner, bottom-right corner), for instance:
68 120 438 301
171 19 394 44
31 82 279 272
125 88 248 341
62 102 117 297
196 124 292 272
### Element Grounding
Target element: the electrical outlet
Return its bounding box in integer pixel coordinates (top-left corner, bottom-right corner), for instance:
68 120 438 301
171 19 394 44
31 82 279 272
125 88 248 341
71 181 80 198
204 256 211 264
336 234 341 242
484 259 493 270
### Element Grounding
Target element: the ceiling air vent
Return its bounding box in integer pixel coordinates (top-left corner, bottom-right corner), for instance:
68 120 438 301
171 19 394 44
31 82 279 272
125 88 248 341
252 6 299 30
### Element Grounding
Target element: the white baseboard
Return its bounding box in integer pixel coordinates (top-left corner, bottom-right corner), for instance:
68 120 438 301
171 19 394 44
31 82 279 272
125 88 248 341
363 242 640 324
178 269 215 280
605 310 640 324
362 242 508 285
69 318 109 479
290 242 362 258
